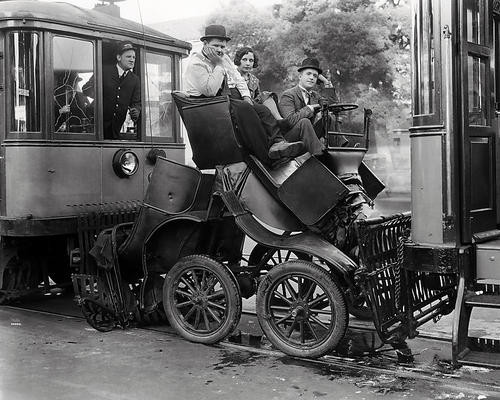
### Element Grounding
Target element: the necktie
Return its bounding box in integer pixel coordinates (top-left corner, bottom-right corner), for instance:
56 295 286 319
304 91 311 105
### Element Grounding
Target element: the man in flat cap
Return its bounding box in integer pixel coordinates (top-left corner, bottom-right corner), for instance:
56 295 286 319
280 58 347 154
83 41 141 139
184 24 304 165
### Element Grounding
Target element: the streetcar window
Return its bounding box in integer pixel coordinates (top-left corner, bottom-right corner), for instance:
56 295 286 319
467 0 485 45
468 55 487 125
9 32 41 133
144 52 174 139
412 0 436 117
52 36 95 134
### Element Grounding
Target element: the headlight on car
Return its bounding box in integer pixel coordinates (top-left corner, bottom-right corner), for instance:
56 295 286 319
112 149 139 178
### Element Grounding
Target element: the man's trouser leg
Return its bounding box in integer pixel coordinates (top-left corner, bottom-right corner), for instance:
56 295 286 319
284 119 324 156
229 99 273 165
252 103 286 146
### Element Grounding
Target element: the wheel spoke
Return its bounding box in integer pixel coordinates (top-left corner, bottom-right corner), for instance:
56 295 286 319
207 306 222 324
207 289 225 300
283 279 298 301
176 299 194 308
285 319 297 338
194 308 201 329
175 288 193 299
207 300 226 312
191 270 201 290
310 308 333 315
275 312 293 325
269 305 291 312
300 321 305 344
309 314 330 331
180 277 196 293
272 290 293 305
183 304 197 320
305 320 319 341
303 280 317 301
202 309 211 331
308 293 327 308
200 270 207 291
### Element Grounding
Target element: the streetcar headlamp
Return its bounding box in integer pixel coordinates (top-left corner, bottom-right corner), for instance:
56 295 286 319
112 149 139 178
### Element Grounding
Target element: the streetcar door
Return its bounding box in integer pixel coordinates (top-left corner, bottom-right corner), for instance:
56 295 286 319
459 0 497 240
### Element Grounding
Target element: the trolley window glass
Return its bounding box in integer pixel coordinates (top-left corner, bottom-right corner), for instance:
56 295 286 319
144 51 174 140
467 54 488 125
52 36 95 135
412 0 441 125
8 32 41 134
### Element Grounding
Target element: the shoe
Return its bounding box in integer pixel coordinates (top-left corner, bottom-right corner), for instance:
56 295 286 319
268 140 305 160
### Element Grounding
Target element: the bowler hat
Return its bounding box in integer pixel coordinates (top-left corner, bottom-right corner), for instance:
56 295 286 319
116 41 135 55
298 58 322 74
200 24 231 42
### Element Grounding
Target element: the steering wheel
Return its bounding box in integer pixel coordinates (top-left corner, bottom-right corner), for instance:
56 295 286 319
327 103 358 113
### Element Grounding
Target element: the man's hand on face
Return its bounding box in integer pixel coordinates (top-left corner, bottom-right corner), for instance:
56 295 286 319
203 45 224 65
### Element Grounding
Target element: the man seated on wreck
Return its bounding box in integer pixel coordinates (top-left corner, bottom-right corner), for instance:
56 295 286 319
184 24 305 166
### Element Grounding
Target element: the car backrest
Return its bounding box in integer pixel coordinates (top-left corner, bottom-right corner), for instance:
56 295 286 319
172 92 244 169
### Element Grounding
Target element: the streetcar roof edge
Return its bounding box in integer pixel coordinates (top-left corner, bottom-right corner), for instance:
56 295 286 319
0 1 192 51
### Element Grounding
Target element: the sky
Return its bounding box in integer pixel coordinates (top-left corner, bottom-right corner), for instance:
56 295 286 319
40 0 277 24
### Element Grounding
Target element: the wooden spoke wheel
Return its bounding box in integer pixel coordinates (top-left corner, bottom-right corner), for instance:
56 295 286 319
256 260 348 358
163 255 241 344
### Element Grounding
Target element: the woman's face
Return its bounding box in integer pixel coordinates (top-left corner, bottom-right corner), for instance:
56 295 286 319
239 52 255 74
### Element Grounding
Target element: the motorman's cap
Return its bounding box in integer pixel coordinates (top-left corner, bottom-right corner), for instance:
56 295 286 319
298 57 323 75
117 42 136 55
200 24 231 42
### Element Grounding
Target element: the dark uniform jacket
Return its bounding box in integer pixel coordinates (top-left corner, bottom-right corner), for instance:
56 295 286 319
83 65 140 139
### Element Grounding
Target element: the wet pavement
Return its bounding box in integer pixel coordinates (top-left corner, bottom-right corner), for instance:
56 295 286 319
2 294 500 399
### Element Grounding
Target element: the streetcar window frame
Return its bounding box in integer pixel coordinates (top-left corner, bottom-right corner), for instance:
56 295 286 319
51 34 97 140
6 30 43 138
142 49 176 143
411 0 442 126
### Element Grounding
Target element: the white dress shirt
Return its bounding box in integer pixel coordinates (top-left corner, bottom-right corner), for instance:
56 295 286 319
184 51 251 98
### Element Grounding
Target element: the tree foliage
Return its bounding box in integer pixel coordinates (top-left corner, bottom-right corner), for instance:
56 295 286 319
207 0 411 130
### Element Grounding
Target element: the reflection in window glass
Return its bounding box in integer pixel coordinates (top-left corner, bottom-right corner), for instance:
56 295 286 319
53 36 95 134
467 0 483 44
413 0 435 116
468 55 487 125
144 52 173 138
9 32 40 132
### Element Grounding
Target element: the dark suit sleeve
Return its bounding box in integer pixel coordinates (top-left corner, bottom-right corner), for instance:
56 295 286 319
130 75 141 113
279 90 315 128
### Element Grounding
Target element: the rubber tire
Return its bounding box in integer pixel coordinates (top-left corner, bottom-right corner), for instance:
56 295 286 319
163 255 241 344
256 260 348 358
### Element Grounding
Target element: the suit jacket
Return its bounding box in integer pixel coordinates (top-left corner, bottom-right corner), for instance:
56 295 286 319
83 65 140 138
279 85 321 128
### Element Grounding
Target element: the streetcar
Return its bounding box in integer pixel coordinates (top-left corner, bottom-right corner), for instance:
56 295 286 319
72 0 500 369
0 1 191 302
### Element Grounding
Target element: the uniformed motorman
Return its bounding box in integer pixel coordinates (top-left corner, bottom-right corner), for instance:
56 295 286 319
83 41 141 139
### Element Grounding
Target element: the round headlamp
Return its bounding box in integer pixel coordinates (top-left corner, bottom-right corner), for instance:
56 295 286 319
113 149 139 178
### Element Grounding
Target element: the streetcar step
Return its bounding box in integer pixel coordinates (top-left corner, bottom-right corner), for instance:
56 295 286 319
465 294 500 308
456 350 500 369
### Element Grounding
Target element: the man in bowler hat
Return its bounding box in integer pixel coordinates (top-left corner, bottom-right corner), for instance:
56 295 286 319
280 58 348 153
83 41 141 139
184 24 304 165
